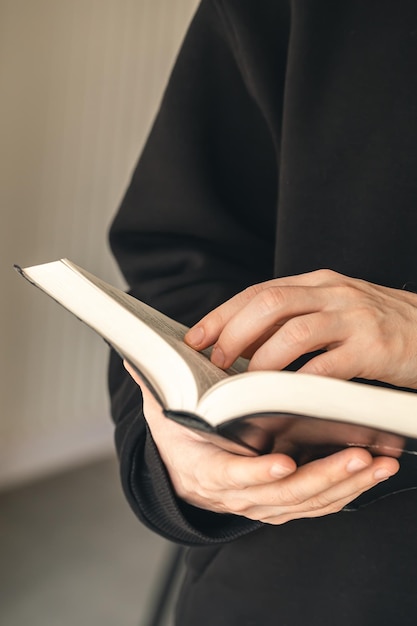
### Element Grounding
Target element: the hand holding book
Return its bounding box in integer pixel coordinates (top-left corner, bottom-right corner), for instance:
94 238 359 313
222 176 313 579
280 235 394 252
16 259 417 515
185 269 417 390
124 361 399 524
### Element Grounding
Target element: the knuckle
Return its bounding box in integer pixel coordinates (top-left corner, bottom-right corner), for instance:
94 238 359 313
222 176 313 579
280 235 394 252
306 492 334 513
341 283 360 299
311 268 338 284
209 308 227 331
315 500 345 516
330 283 359 305
257 287 287 314
281 318 314 346
239 285 263 305
274 484 304 507
306 354 335 377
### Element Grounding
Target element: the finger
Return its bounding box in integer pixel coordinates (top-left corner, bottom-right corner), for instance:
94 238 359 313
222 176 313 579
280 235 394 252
185 270 350 351
184 277 332 350
209 287 332 368
281 452 399 505
184 285 269 349
253 448 396 505
259 483 381 524
205 444 390 494
174 449 298 512
240 326 285 359
298 345 359 379
265 448 373 502
203 451 298 491
241 453 399 523
246 311 344 371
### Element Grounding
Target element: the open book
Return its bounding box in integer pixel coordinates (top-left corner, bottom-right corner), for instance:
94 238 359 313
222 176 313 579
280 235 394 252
15 259 417 473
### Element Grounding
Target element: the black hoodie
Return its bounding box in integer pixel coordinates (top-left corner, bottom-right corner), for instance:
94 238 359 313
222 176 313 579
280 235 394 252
109 2 417 624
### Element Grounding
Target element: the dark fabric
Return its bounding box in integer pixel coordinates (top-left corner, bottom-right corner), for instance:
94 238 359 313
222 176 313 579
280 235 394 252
177 491 417 626
108 0 417 622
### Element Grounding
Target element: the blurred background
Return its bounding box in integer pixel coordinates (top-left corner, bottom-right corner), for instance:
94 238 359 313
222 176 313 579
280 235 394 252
0 0 198 623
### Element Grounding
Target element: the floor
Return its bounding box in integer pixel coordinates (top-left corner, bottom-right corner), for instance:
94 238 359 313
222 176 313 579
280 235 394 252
0 455 183 626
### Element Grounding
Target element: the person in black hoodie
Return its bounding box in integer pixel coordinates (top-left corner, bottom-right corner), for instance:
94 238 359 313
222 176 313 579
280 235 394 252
108 1 417 624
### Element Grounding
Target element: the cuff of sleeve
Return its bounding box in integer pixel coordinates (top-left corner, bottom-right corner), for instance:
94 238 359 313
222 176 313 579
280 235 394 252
122 411 261 546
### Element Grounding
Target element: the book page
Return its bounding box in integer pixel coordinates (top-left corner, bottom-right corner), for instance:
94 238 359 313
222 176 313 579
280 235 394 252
197 370 417 441
67 261 234 401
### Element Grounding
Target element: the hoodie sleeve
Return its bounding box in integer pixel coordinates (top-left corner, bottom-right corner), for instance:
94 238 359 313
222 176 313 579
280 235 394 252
108 0 277 545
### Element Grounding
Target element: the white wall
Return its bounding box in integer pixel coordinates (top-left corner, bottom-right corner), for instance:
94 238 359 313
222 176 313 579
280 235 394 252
0 0 198 489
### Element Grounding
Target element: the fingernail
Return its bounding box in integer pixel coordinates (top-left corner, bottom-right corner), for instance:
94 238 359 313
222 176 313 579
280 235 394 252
374 468 394 481
185 326 205 346
211 346 225 368
270 463 293 478
346 458 369 473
